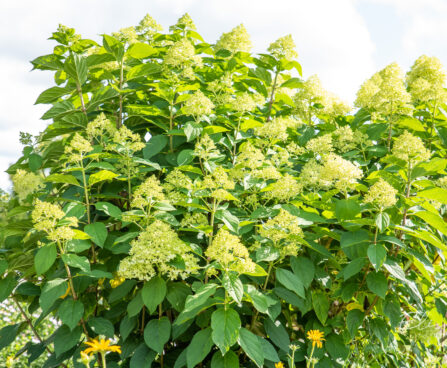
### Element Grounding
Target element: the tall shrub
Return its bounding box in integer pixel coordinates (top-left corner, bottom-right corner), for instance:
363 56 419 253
1 14 447 368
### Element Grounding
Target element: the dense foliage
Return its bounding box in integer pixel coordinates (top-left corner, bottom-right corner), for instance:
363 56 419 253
1 13 447 368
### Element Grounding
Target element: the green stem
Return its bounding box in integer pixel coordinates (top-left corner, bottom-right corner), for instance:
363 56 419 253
101 352 107 368
204 199 216 284
307 344 315 368
232 117 242 165
76 82 87 116
169 102 174 152
266 69 279 121
80 158 91 224
117 61 124 129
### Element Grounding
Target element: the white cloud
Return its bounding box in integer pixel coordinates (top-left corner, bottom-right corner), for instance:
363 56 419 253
0 0 375 189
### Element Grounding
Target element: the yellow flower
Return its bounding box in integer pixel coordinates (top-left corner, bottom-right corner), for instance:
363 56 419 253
12 169 44 202
307 329 325 348
275 362 284 368
83 338 121 356
110 275 125 288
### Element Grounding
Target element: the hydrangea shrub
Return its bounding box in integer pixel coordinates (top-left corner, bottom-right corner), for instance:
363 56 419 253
1 13 447 368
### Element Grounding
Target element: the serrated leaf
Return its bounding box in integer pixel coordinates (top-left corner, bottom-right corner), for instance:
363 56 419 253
211 308 241 354
35 243 57 275
142 276 166 314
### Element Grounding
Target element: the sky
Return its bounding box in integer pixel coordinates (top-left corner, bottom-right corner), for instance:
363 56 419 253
1 0 447 190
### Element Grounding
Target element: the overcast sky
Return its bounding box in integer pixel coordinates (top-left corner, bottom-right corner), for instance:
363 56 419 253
1 0 447 189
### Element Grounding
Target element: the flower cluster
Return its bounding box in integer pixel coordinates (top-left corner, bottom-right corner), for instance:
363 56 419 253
112 27 138 45
131 176 166 210
136 13 163 39
164 38 202 79
256 116 301 142
259 209 303 258
183 91 215 120
205 228 256 274
112 126 145 153
230 92 263 113
86 113 116 142
300 154 363 193
267 34 298 60
294 75 349 122
119 220 198 280
355 62 412 119
32 199 77 242
12 169 44 202
406 55 447 104
364 178 398 210
264 174 303 202
215 24 252 54
172 13 196 31
194 134 220 161
65 133 93 163
392 131 431 166
306 134 333 156
320 153 363 193
180 212 209 228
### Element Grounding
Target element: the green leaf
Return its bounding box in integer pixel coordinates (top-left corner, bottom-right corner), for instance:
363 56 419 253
28 153 43 171
0 324 21 351
346 309 364 338
211 307 241 354
413 210 447 236
366 271 387 299
88 317 115 338
375 212 390 232
45 173 80 186
383 295 401 328
126 43 157 59
417 187 447 205
367 243 387 271
312 290 329 325
88 170 118 186
255 246 280 262
143 135 168 159
342 258 367 280
103 34 124 61
264 319 290 352
127 63 161 80
325 334 349 362
290 257 315 288
335 199 361 220
54 325 81 357
203 125 230 135
177 149 194 166
87 86 119 111
142 276 167 314
41 100 75 120
58 299 84 331
238 328 264 368
280 77 302 88
95 202 122 219
246 285 277 315
275 268 305 298
127 291 144 317
187 328 214 368
0 275 17 303
64 54 88 85
40 279 68 313
259 337 279 362
35 243 57 275
370 318 389 345
222 273 243 305
35 86 73 104
84 222 107 247
61 254 90 272
184 121 203 142
130 343 157 368
0 259 7 274
211 350 239 368
167 282 192 312
144 317 171 354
